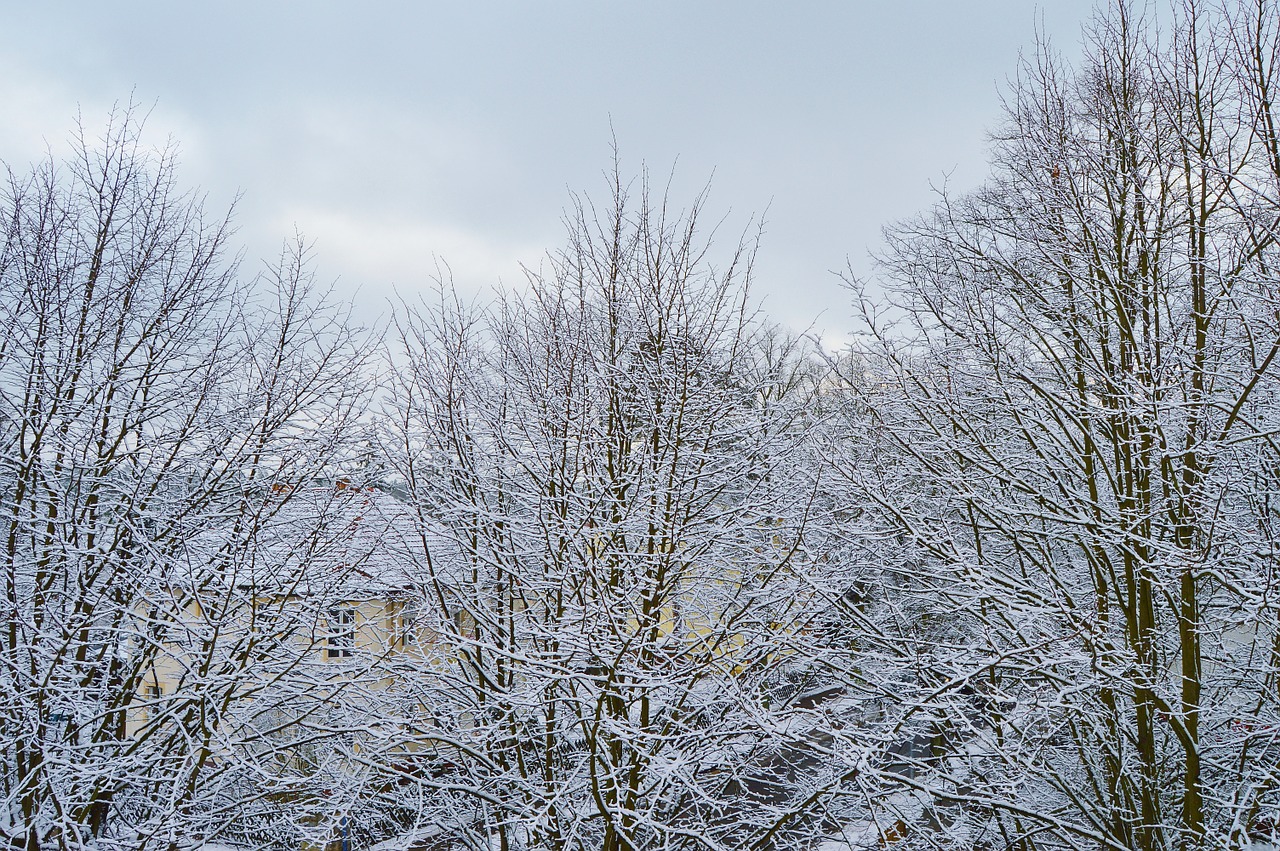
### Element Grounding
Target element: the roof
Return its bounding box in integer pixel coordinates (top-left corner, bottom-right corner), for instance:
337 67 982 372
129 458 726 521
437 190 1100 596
178 481 424 600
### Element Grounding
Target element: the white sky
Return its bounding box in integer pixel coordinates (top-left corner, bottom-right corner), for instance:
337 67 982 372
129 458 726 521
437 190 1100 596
2 2 1097 342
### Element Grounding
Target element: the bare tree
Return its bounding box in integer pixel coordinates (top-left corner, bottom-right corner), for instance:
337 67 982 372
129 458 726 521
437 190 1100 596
0 108 372 851
380 168 839 851
823 2 1280 849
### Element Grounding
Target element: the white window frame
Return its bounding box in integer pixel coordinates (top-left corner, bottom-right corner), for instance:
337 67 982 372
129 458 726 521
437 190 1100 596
327 607 356 658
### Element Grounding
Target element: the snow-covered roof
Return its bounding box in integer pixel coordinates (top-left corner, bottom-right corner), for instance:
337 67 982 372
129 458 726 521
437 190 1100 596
258 481 421 599
174 481 426 600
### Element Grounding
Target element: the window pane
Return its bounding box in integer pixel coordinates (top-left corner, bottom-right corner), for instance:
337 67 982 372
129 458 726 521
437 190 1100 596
327 608 355 658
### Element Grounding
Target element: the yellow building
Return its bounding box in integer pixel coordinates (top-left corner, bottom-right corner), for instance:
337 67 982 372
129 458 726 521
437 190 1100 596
129 481 431 738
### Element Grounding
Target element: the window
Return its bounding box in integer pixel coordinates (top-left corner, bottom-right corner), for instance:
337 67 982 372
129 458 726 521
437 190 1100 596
141 683 163 722
396 602 418 648
327 608 356 658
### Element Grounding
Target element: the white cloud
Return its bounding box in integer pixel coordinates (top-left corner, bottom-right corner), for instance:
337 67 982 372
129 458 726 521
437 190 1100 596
0 58 90 163
268 206 548 307
0 55 211 183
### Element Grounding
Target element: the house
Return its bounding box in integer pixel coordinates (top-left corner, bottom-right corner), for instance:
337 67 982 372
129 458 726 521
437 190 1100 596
129 480 434 735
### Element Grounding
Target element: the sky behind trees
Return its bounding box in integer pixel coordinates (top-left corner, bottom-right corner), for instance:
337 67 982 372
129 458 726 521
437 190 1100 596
2 2 1094 340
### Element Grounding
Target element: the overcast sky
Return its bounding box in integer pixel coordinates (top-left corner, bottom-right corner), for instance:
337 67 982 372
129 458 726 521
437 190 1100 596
2 2 1098 342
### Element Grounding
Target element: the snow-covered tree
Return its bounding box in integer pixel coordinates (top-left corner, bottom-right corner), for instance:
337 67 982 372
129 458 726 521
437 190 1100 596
0 108 373 851
380 168 841 851
825 2 1280 848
